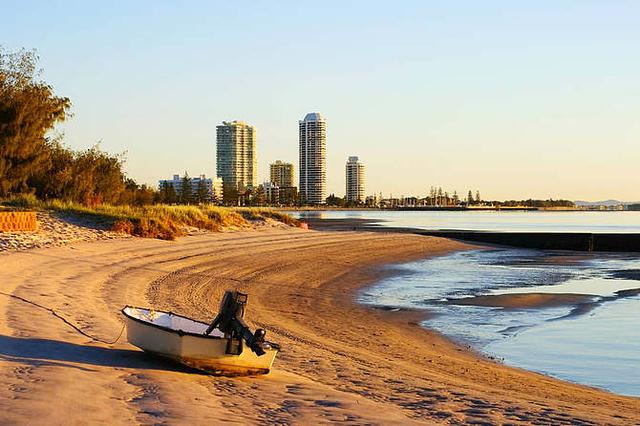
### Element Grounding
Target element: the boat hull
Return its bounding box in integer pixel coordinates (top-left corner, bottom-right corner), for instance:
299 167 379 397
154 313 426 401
122 307 278 376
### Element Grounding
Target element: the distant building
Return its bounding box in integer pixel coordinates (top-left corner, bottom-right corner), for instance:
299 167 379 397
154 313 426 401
261 181 280 205
270 161 295 188
345 156 365 204
299 112 326 205
216 121 257 201
212 177 223 202
365 193 381 208
159 174 220 202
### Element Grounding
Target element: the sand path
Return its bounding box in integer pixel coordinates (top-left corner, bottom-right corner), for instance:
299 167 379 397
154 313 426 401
0 228 637 424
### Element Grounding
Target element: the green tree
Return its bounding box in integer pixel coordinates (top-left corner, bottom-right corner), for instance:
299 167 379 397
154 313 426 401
119 179 156 206
164 182 177 204
28 139 73 200
29 142 126 204
0 48 71 196
326 193 345 207
179 172 192 204
196 178 209 204
251 185 266 206
134 184 155 205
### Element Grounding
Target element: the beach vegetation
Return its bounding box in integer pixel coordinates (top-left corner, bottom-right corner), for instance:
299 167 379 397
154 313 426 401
0 47 71 196
0 194 301 240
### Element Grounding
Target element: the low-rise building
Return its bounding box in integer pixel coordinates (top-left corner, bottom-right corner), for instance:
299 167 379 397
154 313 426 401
159 174 222 203
261 181 280 205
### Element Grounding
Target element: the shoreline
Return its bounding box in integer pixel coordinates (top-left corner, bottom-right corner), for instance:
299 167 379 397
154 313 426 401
0 228 638 424
279 206 628 212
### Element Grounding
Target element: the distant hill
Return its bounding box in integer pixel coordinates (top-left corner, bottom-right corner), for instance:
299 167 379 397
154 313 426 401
574 200 639 207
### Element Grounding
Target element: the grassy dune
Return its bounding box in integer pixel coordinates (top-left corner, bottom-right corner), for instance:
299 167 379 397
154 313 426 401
2 194 300 240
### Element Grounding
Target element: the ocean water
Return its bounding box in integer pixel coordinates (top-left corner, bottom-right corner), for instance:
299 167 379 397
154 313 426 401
295 209 640 233
294 210 640 396
359 249 640 396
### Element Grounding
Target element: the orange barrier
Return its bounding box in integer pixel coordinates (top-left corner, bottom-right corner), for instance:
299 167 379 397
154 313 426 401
0 211 38 232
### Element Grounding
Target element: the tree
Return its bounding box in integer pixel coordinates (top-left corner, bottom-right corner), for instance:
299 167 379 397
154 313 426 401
180 172 192 204
29 142 126 205
196 179 209 204
119 179 156 206
0 48 71 196
163 182 177 204
134 184 155 205
223 187 239 206
475 190 481 205
467 190 474 205
250 185 265 206
28 138 73 200
326 193 345 207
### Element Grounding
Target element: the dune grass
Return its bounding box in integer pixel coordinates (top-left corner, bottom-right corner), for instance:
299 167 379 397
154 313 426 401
1 194 300 240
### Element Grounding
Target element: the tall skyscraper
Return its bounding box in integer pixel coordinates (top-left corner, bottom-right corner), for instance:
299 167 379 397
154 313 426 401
270 160 295 188
345 156 365 204
299 112 326 205
216 121 257 198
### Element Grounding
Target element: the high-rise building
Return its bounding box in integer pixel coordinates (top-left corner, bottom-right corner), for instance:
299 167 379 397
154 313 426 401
345 156 365 204
211 177 224 202
216 121 257 198
270 160 294 188
299 112 326 205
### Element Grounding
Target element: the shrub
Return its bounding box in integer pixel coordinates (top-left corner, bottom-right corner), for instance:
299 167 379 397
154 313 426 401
2 193 42 209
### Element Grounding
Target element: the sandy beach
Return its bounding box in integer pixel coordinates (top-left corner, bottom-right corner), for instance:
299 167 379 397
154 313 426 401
1 228 638 424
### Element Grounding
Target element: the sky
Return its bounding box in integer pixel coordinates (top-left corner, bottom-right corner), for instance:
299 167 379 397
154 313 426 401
2 1 639 201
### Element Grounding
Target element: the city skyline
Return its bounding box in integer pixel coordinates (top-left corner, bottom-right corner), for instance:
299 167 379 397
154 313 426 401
3 1 639 200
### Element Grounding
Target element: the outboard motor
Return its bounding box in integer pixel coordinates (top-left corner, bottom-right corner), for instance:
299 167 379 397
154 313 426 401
205 290 267 356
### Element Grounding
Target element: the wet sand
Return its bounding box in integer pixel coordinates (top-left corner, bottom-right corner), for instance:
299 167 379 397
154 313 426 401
0 228 638 424
447 293 596 309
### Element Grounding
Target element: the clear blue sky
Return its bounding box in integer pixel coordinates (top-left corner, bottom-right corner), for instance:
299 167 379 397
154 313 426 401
3 1 639 200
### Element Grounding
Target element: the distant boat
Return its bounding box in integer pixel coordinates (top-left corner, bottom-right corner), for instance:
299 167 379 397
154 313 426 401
122 291 279 375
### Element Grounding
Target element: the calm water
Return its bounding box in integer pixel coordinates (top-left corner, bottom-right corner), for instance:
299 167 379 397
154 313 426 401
296 210 640 396
295 209 640 233
359 250 640 396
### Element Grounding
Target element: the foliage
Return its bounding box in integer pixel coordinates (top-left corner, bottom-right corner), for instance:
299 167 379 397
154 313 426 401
29 142 127 204
179 172 192 204
498 199 575 208
0 192 42 209
119 178 156 206
0 197 300 240
325 193 346 207
158 181 178 204
195 178 209 203
0 47 71 196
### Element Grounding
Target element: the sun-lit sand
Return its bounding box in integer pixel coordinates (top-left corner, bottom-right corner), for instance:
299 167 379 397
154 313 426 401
0 228 638 424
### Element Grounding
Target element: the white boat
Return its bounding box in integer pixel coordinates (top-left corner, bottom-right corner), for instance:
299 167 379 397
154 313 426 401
122 299 279 375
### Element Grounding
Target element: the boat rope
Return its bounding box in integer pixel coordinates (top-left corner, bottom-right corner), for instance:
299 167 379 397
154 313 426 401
0 291 126 345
